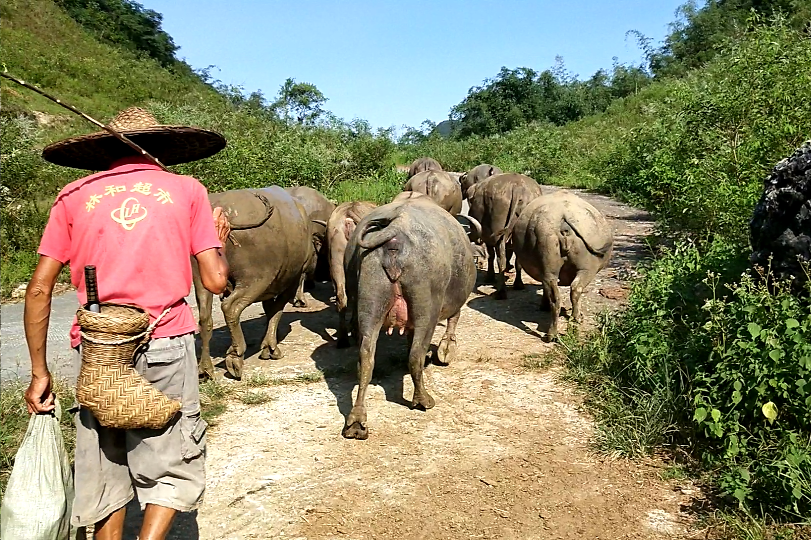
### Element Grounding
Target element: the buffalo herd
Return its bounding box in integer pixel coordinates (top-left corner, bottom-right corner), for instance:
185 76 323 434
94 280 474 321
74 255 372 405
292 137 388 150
192 157 614 439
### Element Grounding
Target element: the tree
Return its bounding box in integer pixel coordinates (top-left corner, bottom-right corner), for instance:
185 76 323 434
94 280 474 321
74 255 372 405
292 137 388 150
56 0 178 67
649 0 811 77
271 78 328 125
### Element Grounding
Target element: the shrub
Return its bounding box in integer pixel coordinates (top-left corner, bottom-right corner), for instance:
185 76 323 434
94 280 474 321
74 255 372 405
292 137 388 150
564 240 811 517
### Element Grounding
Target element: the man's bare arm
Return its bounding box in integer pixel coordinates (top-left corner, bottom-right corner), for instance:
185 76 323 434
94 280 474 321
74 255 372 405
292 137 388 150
195 207 231 294
23 255 64 413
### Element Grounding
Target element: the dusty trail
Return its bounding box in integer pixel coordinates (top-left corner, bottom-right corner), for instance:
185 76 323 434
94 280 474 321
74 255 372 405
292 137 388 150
0 184 699 539
182 186 698 539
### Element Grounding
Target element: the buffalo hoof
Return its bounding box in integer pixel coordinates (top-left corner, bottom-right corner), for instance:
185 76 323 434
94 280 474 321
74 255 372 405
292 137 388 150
292 297 308 308
342 422 369 440
260 346 284 360
513 281 525 291
436 338 457 365
198 358 216 381
495 288 508 300
411 392 435 411
225 355 244 380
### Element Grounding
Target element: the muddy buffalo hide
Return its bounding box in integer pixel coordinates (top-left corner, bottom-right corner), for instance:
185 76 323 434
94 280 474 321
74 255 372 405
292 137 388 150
749 140 811 293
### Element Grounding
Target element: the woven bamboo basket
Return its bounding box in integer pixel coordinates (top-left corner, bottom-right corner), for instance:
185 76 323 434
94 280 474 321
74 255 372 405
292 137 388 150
76 303 181 430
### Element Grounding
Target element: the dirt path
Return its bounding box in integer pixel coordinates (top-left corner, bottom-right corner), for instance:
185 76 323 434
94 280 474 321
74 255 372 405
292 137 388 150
183 186 700 539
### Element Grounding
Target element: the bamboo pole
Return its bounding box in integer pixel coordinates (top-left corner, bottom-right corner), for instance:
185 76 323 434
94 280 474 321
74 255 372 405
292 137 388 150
0 68 169 171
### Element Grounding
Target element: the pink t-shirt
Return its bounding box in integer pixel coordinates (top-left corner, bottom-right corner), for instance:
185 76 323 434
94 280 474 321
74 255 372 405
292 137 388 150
38 156 223 348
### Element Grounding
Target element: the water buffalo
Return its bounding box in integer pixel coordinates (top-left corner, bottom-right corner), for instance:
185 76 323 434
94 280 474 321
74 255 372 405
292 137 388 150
460 164 503 198
402 169 463 215
467 173 543 299
407 156 442 179
510 191 613 340
327 200 378 348
192 186 315 380
285 185 336 307
392 191 483 244
342 194 477 440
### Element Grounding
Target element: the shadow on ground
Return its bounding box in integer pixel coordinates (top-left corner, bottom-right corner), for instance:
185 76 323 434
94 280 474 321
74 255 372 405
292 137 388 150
467 270 556 340
123 497 199 539
195 281 441 436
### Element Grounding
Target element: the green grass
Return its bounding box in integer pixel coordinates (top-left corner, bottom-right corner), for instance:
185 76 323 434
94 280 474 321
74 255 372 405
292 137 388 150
558 321 678 459
199 370 329 425
324 169 405 205
696 512 809 540
659 464 689 482
521 352 555 371
238 391 273 405
0 0 219 135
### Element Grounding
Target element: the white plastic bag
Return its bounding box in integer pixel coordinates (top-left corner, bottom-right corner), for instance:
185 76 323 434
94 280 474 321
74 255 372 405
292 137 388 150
1 399 75 540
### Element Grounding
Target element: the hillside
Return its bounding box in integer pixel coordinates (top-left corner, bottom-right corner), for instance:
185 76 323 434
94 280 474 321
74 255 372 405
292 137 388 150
0 0 221 138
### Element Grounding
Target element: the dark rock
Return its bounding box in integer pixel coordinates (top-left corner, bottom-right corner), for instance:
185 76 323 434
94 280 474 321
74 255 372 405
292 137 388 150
749 140 811 293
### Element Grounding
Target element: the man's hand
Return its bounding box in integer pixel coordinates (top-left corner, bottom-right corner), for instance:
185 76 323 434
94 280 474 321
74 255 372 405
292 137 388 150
25 372 55 414
212 207 231 246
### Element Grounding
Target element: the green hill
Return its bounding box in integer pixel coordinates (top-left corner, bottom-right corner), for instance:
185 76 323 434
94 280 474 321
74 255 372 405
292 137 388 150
0 0 221 135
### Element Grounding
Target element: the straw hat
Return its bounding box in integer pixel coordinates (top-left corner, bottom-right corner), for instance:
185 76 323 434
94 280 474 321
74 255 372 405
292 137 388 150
42 106 226 170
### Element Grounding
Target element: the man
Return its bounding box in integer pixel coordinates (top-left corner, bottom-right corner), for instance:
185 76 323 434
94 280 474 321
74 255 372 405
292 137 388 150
23 107 231 540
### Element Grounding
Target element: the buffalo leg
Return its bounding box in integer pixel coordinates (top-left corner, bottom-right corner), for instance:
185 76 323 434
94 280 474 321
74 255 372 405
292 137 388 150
436 310 461 366
335 279 352 348
540 274 562 340
494 237 509 300
539 289 552 311
513 258 525 290
485 244 496 284
408 320 438 410
506 245 515 272
343 319 383 440
570 268 597 324
292 273 308 308
221 287 260 380
192 270 215 379
401 285 439 408
343 267 393 440
260 285 297 360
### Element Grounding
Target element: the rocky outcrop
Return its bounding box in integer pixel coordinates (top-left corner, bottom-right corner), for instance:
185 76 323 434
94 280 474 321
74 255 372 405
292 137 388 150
749 141 811 293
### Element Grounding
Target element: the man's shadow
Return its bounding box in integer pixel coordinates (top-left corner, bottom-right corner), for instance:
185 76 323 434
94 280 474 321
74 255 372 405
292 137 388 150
122 497 199 539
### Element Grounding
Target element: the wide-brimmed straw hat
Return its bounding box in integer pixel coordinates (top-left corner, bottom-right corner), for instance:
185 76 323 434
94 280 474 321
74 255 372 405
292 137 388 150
42 106 226 170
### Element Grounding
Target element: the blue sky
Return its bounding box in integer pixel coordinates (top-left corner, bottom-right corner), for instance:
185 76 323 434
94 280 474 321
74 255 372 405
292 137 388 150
141 0 687 132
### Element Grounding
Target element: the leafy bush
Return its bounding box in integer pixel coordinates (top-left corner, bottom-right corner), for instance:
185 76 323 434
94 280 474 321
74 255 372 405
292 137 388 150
158 101 397 194
600 20 811 242
564 240 811 517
